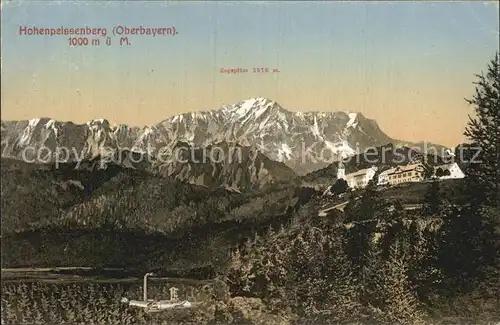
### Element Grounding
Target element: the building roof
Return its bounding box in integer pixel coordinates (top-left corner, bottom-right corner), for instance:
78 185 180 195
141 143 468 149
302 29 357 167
379 163 424 176
345 166 378 178
434 162 458 170
379 169 393 176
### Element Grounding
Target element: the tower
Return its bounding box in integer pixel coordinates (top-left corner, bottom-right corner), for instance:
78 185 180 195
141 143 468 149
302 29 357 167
337 161 345 180
143 272 154 301
169 287 179 301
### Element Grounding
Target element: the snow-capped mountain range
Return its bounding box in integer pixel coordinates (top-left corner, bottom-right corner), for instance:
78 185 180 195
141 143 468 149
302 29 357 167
1 97 448 175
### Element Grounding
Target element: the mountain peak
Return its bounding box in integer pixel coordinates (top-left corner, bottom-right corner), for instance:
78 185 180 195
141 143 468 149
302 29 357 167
87 118 112 128
346 112 359 128
245 96 275 103
219 97 283 120
237 97 277 112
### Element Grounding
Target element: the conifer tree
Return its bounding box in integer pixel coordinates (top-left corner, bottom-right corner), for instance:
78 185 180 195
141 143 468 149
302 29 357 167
421 181 441 216
464 52 500 207
438 53 500 294
330 178 348 195
365 243 427 325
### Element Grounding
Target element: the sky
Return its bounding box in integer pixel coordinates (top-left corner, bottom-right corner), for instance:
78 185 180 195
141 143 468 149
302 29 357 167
1 1 499 147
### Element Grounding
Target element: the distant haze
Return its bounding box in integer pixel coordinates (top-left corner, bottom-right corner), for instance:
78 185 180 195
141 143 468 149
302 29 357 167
2 1 499 147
